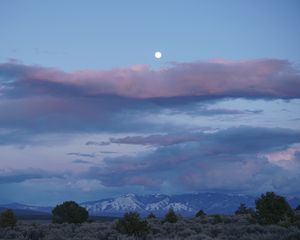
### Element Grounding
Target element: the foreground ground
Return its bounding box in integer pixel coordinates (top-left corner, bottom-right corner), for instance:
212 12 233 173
0 215 300 240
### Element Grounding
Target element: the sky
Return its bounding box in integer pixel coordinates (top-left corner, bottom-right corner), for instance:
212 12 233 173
0 0 300 206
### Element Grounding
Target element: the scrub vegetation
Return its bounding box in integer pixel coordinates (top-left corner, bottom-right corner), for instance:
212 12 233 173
1 192 300 240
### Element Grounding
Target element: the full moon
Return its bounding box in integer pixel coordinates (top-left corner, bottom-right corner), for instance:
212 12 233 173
155 51 162 59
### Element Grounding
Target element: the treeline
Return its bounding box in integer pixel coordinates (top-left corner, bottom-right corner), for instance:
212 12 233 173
108 192 300 237
1 191 300 238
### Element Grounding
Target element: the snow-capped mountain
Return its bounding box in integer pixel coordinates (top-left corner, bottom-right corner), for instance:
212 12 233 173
81 192 256 216
0 203 52 216
82 194 145 214
0 202 52 213
1 193 300 217
81 192 300 216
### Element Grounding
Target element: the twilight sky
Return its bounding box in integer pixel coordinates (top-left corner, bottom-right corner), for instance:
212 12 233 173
0 0 300 206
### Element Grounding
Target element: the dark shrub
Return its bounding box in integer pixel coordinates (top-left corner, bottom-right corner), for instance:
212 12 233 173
163 208 178 223
235 203 255 215
210 227 222 238
87 218 94 223
212 214 223 224
247 214 257 224
195 210 206 217
116 212 149 237
25 229 45 240
296 205 300 211
147 212 156 219
293 210 300 228
0 209 17 228
52 201 89 224
255 192 294 225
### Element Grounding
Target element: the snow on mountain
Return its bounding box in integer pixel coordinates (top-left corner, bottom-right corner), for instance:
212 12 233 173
2 193 300 217
80 192 258 216
166 202 193 212
145 198 170 211
81 194 145 214
0 203 52 213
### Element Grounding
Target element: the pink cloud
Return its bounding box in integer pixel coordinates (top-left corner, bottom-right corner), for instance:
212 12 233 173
265 146 299 162
263 144 300 169
110 133 201 146
1 58 300 99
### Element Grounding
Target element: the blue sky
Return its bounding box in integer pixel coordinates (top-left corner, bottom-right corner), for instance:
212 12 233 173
1 0 300 70
0 0 300 205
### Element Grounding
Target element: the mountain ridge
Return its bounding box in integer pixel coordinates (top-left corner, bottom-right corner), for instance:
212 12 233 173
1 192 299 217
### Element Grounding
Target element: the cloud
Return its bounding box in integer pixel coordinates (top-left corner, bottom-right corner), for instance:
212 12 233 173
1 59 300 198
264 145 300 162
1 126 300 198
85 141 110 146
72 159 93 164
0 59 298 142
100 151 118 154
0 168 63 184
175 108 263 116
1 59 299 100
67 152 96 158
0 95 163 141
110 133 201 146
262 144 300 169
86 127 300 195
107 126 300 149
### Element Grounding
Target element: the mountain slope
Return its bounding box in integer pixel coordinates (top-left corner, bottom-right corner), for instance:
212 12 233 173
81 193 300 216
2 193 300 217
81 193 257 216
0 203 52 215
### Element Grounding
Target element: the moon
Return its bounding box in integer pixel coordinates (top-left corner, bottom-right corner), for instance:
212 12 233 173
155 51 162 59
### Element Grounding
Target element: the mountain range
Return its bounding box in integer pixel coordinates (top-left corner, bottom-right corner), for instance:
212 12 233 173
1 192 300 217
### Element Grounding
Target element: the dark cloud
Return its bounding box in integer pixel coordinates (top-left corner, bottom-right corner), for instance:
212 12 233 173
1 127 300 196
86 127 300 195
110 133 201 146
85 141 110 146
166 105 264 116
72 159 93 164
0 168 63 184
108 127 300 149
193 108 262 115
100 151 118 154
0 95 166 143
0 129 31 146
67 153 96 158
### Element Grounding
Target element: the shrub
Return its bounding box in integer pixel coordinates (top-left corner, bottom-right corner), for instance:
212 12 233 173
25 228 45 240
255 192 294 225
52 201 89 224
246 214 257 224
293 210 300 228
0 209 17 228
195 210 206 218
296 205 300 211
178 228 197 238
147 212 156 219
116 212 149 237
212 214 223 224
235 203 255 215
87 218 94 223
163 208 178 223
